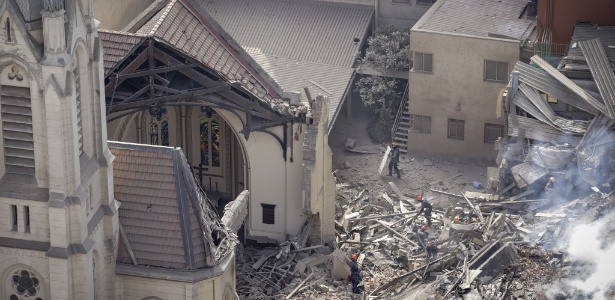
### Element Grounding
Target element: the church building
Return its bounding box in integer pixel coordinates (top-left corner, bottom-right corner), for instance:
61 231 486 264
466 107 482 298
0 0 348 298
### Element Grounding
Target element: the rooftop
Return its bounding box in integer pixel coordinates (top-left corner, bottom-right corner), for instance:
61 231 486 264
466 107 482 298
110 142 235 270
414 0 534 41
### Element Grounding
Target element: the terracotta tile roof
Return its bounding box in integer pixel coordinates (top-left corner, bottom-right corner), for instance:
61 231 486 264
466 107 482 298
415 0 534 41
110 142 235 270
98 30 146 76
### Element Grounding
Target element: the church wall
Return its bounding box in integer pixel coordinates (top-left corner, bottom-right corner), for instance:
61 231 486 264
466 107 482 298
216 111 307 241
0 248 50 299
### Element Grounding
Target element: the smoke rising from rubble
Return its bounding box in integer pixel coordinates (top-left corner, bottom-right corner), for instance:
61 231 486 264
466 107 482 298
547 212 615 300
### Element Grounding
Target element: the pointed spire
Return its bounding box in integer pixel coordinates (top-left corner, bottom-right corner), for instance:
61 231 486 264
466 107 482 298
43 0 64 12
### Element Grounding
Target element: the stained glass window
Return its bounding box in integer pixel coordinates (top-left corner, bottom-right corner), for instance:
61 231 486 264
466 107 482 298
161 121 169 146
200 119 209 166
149 123 158 145
148 106 169 145
10 270 42 299
211 120 220 167
199 107 221 167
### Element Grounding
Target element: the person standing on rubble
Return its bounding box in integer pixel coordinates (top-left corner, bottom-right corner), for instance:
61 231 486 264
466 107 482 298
417 225 438 258
415 195 433 226
349 254 363 294
388 143 401 178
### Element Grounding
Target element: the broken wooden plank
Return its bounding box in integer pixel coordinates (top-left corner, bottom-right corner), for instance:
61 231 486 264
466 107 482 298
290 245 323 253
535 212 566 218
375 219 418 247
378 146 391 174
119 223 139 266
350 212 416 222
286 271 314 299
429 188 464 199
461 192 485 224
509 190 536 201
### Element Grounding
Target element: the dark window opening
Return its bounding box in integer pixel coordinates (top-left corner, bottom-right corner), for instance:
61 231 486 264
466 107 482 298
484 123 504 144
11 205 17 231
261 204 275 225
447 119 465 140
410 115 431 134
24 206 30 233
6 18 11 42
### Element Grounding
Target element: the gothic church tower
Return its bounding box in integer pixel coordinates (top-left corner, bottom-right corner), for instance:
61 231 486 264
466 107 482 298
0 0 119 299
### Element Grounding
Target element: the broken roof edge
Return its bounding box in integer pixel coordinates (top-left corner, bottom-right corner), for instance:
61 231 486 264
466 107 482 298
327 71 356 135
121 0 170 33
410 28 526 43
115 249 236 282
180 0 285 98
108 140 181 154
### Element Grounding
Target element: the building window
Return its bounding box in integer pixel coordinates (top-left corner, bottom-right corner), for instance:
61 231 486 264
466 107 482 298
447 119 465 140
410 115 431 133
199 107 221 167
261 204 275 225
11 205 17 231
484 60 509 82
149 106 169 146
9 269 43 299
484 123 504 144
417 0 437 5
414 52 433 72
23 206 30 233
6 18 11 42
393 0 411 4
73 66 84 156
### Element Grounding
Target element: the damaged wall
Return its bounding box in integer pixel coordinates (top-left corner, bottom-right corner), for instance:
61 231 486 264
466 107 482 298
303 95 336 244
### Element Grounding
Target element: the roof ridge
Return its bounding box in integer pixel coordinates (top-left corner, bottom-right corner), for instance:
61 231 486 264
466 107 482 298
147 0 176 37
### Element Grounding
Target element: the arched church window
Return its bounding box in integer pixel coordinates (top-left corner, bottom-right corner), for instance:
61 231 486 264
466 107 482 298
8 269 44 300
199 107 220 167
148 106 169 146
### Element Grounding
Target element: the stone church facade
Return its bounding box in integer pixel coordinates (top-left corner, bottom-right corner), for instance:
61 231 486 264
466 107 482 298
0 0 119 299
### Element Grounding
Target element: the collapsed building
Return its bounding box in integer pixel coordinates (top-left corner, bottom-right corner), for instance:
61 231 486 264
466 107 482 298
495 23 615 201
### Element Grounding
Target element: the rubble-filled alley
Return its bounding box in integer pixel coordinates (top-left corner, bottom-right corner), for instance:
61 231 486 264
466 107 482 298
233 27 615 300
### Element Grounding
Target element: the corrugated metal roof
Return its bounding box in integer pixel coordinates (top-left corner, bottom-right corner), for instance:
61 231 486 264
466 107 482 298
99 30 146 76
249 53 355 129
417 0 534 40
567 24 615 63
204 0 373 68
109 142 235 270
579 39 615 118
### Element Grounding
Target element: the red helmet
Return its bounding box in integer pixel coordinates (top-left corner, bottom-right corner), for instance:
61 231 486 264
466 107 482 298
422 225 429 231
351 255 358 261
417 195 423 201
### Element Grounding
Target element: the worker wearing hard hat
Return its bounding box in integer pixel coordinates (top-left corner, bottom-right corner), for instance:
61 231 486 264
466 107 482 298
349 254 363 294
414 194 433 226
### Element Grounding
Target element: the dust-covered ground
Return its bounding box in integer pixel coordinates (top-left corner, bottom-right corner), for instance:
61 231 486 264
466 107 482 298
329 116 495 210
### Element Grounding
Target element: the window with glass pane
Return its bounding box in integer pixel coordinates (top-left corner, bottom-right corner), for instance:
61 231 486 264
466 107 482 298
414 52 433 72
148 106 169 146
199 107 221 167
447 119 465 140
417 0 437 5
485 60 508 82
411 115 431 133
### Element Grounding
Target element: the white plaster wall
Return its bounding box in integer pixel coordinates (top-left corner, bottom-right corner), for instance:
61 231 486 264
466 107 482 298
407 31 519 159
216 111 306 240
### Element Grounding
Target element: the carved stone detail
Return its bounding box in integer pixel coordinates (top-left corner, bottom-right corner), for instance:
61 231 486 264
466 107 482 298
44 0 64 11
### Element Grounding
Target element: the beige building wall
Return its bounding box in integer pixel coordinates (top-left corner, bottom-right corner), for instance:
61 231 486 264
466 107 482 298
407 31 519 159
93 0 156 30
309 98 336 243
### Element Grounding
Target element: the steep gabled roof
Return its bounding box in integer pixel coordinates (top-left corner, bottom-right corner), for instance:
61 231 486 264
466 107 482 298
110 142 236 270
98 30 147 76
101 0 307 117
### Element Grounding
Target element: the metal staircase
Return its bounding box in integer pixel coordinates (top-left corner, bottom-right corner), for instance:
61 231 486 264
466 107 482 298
391 85 411 153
